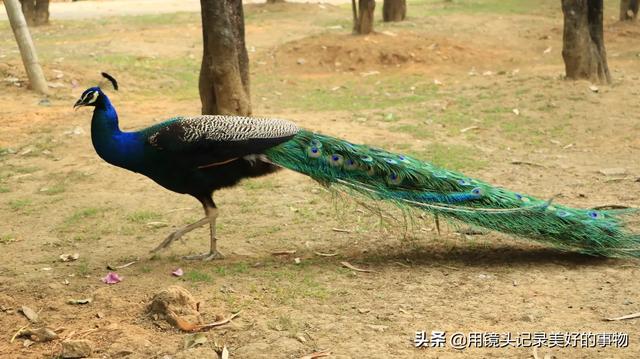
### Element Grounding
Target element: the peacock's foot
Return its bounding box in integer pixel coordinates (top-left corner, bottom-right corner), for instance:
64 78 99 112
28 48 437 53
183 250 225 261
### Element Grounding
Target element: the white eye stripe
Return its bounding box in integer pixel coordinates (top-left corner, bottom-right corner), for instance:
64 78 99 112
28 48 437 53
85 91 99 104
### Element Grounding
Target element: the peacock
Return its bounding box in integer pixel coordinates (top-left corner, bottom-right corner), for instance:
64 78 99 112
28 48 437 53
74 75 640 260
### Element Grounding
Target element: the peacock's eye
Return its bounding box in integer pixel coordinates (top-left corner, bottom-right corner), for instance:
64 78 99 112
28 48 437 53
87 91 99 103
81 90 99 104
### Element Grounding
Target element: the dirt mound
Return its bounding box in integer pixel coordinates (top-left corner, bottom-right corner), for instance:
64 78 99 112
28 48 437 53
274 31 496 73
148 286 202 330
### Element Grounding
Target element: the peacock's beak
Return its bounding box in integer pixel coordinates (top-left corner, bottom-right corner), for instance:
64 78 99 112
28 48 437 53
73 98 84 110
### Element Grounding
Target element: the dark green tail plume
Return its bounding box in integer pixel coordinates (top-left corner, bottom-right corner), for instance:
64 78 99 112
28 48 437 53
265 129 640 258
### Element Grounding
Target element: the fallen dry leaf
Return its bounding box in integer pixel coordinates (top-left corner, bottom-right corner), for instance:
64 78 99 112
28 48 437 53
59 253 79 262
19 306 39 323
170 310 241 332
220 345 229 359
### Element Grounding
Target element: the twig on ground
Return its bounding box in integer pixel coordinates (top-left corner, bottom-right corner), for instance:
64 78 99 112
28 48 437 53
315 252 338 257
511 160 547 168
107 261 137 270
10 325 29 343
341 261 374 273
605 312 640 321
300 351 331 359
271 250 296 255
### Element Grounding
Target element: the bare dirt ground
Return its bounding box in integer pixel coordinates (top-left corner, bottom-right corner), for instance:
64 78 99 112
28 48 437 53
1 1 640 358
0 0 350 21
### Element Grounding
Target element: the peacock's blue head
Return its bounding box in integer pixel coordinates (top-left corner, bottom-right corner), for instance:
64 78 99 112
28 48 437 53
74 87 104 109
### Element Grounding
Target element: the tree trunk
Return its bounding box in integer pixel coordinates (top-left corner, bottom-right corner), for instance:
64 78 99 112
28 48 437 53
35 0 49 26
352 0 375 34
199 0 251 116
620 0 639 20
561 0 611 84
383 0 406 22
20 0 49 26
5 0 49 94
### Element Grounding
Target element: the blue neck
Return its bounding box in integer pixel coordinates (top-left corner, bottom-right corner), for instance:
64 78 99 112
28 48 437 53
91 94 143 170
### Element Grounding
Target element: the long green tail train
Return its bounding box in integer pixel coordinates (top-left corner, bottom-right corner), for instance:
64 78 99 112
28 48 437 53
264 129 640 258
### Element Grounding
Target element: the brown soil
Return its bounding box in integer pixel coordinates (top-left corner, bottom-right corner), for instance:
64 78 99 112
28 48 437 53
275 32 507 73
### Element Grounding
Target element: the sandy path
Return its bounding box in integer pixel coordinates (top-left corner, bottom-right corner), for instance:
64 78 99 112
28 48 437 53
0 0 350 21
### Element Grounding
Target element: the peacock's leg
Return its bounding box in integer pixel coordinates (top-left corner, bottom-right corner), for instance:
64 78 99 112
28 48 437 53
183 206 224 261
150 216 210 253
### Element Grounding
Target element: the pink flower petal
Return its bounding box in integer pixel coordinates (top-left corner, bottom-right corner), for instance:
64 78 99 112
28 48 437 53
171 268 184 277
101 272 122 284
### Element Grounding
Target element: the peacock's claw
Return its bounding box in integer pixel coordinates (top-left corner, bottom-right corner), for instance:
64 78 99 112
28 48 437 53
149 216 212 254
183 250 225 261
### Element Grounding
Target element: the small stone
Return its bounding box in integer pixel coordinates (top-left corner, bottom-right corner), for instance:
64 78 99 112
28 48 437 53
62 339 93 358
48 82 66 88
38 99 51 107
367 324 388 332
296 58 306 65
520 314 536 322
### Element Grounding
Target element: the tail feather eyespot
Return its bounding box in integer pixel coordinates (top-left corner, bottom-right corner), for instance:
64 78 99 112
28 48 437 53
387 172 402 185
329 154 344 167
344 158 358 170
307 146 322 158
360 155 373 163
